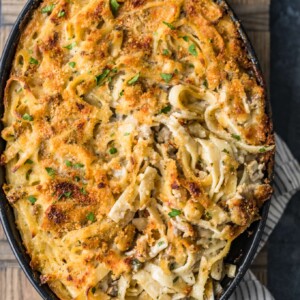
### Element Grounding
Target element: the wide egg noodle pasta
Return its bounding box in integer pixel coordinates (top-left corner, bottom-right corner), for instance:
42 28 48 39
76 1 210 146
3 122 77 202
1 0 274 299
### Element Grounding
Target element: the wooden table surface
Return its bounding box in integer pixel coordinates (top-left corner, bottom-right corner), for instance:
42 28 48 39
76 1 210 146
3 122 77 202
0 0 270 298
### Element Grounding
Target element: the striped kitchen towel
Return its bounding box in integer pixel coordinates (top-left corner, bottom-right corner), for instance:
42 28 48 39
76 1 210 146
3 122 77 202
230 134 300 300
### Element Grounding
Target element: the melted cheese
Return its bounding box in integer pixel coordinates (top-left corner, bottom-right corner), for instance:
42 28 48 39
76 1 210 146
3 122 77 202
1 0 274 299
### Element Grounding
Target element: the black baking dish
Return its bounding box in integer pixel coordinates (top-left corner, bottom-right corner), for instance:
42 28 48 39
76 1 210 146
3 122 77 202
0 1 273 299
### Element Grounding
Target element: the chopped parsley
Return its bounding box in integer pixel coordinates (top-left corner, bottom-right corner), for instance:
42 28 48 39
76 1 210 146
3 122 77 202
41 4 55 14
74 176 80 182
68 61 76 68
127 73 140 85
158 241 165 246
74 163 84 168
259 147 266 153
86 212 96 222
168 208 181 218
80 187 87 195
182 36 189 42
159 105 172 114
163 21 175 30
109 147 117 154
231 134 241 141
110 0 120 15
64 191 72 198
65 160 73 167
64 42 76 50
119 90 124 96
45 167 55 177
58 10 65 17
25 169 32 180
95 69 110 85
25 159 33 164
22 113 33 121
28 195 37 204
162 49 170 56
160 73 173 83
222 149 230 154
188 44 198 56
29 57 39 65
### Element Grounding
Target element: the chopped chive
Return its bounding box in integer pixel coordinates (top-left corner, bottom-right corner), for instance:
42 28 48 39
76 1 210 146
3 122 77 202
158 241 164 246
127 73 140 85
112 68 118 73
162 49 169 56
163 21 175 30
109 147 117 154
259 147 266 153
58 10 65 17
41 4 55 14
45 167 55 177
182 36 189 42
231 134 241 141
110 0 120 15
29 57 39 65
64 42 76 50
86 212 96 222
65 160 73 167
68 61 76 68
25 159 34 164
168 208 181 218
95 69 110 85
16 87 23 93
160 73 173 83
22 113 33 121
28 195 37 204
74 163 84 168
119 90 124 96
188 44 198 56
159 105 172 114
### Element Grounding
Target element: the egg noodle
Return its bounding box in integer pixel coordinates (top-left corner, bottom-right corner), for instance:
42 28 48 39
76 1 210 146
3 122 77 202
1 0 274 299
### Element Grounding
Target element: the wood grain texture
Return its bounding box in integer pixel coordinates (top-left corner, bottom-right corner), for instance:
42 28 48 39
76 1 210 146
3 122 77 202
0 0 270 299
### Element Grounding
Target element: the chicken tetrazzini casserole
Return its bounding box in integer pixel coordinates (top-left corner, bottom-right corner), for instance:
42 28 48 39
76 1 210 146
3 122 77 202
1 0 274 299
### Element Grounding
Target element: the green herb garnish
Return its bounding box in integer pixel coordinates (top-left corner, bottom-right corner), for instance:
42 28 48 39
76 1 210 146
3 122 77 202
95 69 110 85
28 195 37 204
41 4 55 14
58 10 65 17
29 57 39 65
259 147 266 153
22 113 33 121
168 208 181 218
119 90 124 96
65 160 73 167
74 176 80 182
25 159 34 164
86 212 96 222
68 61 76 68
188 44 198 56
110 0 120 15
182 36 189 42
159 105 172 114
222 149 230 154
163 21 175 30
64 42 76 50
231 134 241 141
45 167 55 177
109 147 117 154
162 49 169 56
127 73 140 85
80 187 87 195
160 73 173 83
74 163 84 168
25 169 32 180
158 241 164 246
124 132 130 136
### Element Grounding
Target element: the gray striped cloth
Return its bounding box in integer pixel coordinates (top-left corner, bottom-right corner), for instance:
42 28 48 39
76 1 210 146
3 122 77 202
230 134 300 300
